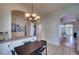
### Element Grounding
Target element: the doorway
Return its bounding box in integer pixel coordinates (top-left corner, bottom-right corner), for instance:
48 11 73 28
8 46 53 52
59 24 74 48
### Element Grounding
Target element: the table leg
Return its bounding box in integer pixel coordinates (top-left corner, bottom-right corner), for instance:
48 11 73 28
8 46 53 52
46 43 47 55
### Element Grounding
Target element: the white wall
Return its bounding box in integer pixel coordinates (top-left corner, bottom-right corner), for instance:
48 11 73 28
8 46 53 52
0 4 31 39
41 4 79 46
0 8 11 40
41 15 60 45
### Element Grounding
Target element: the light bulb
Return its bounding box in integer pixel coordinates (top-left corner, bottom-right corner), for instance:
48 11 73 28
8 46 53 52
25 13 30 17
32 13 37 17
36 16 40 19
34 18 38 21
29 18 32 20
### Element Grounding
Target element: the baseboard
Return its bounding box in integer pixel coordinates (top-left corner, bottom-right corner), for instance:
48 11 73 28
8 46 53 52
47 41 60 46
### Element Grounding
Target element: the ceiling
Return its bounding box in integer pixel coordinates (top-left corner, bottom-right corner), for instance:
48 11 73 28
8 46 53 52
23 3 78 16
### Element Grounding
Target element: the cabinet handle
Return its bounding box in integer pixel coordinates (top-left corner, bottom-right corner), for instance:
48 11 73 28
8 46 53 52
8 43 12 47
8 45 10 47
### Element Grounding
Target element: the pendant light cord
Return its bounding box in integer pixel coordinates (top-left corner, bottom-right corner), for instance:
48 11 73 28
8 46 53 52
32 3 33 13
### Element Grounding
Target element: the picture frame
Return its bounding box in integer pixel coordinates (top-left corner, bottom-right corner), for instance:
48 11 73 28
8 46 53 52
11 23 16 32
11 23 24 32
15 25 20 32
20 26 24 32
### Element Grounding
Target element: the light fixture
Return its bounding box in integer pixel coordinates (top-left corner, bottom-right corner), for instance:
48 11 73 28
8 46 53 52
25 3 40 22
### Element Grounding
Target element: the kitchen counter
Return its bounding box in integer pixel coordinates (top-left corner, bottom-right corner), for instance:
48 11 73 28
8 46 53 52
0 36 36 55
0 36 36 44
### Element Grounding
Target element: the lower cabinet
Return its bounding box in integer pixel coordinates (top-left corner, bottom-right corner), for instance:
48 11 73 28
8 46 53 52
0 36 36 55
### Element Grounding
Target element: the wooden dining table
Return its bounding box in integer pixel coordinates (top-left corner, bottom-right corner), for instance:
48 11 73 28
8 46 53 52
14 40 47 55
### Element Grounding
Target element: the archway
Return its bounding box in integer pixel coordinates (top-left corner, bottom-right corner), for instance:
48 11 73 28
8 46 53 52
59 13 78 48
11 10 31 39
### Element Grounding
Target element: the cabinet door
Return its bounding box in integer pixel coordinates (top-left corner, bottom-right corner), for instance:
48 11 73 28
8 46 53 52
0 37 36 55
0 43 12 55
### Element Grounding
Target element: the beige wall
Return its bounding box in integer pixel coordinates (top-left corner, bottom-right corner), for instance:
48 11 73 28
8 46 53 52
35 20 42 40
11 10 31 39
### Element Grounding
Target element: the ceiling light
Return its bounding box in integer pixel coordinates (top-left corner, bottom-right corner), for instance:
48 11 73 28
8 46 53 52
25 3 40 22
25 13 30 17
32 13 37 17
36 16 40 19
34 18 38 21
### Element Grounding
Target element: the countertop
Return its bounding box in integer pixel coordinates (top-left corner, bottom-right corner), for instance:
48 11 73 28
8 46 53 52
0 36 36 44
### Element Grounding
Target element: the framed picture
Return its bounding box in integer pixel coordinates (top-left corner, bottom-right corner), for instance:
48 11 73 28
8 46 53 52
11 23 16 32
20 26 24 32
11 23 24 32
15 25 20 32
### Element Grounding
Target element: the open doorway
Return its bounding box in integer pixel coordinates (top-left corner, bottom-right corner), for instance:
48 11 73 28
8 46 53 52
59 24 74 48
59 14 77 48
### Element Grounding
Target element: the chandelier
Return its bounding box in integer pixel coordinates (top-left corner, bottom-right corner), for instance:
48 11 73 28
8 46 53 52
25 3 40 22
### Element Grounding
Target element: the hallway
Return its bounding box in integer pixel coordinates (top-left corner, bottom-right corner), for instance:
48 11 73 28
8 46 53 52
59 24 75 48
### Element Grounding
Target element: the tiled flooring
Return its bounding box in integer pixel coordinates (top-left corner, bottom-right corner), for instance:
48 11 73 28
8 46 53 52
44 43 77 55
43 35 78 55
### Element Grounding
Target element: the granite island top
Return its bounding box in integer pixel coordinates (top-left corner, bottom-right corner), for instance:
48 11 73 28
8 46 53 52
0 36 36 44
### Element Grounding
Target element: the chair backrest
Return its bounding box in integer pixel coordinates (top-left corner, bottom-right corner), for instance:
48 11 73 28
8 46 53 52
41 40 47 45
24 41 31 45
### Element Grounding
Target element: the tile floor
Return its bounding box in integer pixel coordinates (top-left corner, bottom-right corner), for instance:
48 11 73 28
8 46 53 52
43 43 77 55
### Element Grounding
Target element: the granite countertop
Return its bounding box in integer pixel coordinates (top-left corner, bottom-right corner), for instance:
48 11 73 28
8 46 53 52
0 36 35 44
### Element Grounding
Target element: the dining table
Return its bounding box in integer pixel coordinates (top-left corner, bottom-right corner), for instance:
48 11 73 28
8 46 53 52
14 40 47 55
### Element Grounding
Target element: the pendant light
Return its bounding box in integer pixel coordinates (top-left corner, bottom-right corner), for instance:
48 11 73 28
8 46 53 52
25 3 40 22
